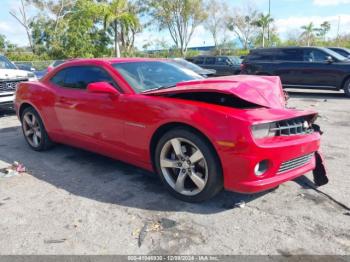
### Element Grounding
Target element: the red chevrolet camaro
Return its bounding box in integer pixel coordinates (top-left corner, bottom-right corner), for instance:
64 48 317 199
15 58 325 202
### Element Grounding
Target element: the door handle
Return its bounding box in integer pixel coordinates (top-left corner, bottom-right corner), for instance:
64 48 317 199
58 97 74 107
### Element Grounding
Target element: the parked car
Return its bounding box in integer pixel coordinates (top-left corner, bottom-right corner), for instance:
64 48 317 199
169 58 216 77
15 58 325 202
15 63 36 72
47 60 66 72
0 55 36 109
241 47 350 97
187 56 241 76
327 47 350 58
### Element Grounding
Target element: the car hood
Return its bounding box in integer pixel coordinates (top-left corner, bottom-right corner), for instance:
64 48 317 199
144 75 286 109
0 69 30 80
199 68 216 75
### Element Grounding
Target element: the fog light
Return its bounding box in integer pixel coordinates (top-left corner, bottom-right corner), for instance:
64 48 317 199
254 160 269 176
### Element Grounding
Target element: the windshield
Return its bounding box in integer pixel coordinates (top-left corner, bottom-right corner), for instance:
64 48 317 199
53 60 65 67
112 61 203 93
171 59 205 72
0 56 17 70
322 48 348 61
228 56 241 64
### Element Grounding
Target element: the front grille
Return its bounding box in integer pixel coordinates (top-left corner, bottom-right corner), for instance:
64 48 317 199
277 153 314 174
271 117 312 136
0 80 26 92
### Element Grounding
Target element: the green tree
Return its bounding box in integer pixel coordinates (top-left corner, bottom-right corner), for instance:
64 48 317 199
147 0 207 56
301 22 317 46
252 13 274 47
0 34 6 51
226 4 259 50
204 0 228 48
103 0 139 57
9 0 35 53
316 21 331 42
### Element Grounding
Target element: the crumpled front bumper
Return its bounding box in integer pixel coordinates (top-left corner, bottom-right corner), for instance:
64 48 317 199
220 131 324 193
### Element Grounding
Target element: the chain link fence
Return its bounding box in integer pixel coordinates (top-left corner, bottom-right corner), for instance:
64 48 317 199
13 61 53 71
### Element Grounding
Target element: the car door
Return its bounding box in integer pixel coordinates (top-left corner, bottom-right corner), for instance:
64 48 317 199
276 48 338 89
273 48 305 86
50 65 125 151
215 57 232 76
202 57 217 73
298 48 339 88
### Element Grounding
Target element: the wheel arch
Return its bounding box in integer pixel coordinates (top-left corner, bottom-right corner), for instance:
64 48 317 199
340 75 350 91
149 122 223 173
18 102 48 130
19 102 35 119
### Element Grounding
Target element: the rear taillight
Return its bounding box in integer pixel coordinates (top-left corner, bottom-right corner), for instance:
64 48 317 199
240 63 246 70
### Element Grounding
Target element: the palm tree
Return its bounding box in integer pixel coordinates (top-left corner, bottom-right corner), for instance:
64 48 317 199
253 13 274 47
301 22 317 46
104 0 138 57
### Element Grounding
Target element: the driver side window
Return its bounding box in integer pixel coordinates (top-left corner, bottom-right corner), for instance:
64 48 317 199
304 50 329 62
50 66 119 90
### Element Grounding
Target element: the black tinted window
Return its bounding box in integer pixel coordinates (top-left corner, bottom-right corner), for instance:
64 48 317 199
303 49 328 62
50 69 67 86
216 57 229 65
333 49 348 57
205 57 215 65
248 51 274 61
275 49 303 61
194 57 204 64
51 66 116 89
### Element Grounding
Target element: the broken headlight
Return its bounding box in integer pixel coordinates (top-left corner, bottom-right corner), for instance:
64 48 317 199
251 122 277 139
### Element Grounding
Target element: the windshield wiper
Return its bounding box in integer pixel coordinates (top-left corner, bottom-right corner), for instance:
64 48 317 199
141 84 177 93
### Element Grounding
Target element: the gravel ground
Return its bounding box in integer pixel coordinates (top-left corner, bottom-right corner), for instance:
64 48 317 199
0 89 349 255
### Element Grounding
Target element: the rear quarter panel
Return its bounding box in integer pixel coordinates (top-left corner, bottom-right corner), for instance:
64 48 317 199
15 81 58 136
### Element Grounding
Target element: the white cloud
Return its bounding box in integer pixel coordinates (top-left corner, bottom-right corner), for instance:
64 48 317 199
313 0 350 6
0 20 29 46
275 14 350 38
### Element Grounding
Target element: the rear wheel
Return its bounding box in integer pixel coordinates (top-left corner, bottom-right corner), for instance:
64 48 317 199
343 79 350 98
155 128 223 202
21 107 53 151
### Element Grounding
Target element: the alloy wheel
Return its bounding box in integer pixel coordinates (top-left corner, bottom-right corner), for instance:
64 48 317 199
159 137 208 196
22 112 42 148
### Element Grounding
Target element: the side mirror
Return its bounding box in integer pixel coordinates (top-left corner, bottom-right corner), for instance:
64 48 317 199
87 82 119 96
325 56 334 63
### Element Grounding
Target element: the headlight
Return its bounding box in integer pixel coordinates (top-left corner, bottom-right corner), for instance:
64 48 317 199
251 122 277 139
27 72 37 81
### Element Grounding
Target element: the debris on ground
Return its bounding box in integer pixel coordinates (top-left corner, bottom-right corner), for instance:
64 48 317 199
234 201 246 208
160 218 176 229
138 223 148 247
44 239 67 244
136 218 177 247
0 161 26 178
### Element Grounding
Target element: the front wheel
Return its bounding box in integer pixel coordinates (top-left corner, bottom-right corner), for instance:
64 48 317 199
154 128 223 202
343 79 350 98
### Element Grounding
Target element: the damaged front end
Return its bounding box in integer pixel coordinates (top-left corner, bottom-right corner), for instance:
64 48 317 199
144 75 328 189
312 124 328 186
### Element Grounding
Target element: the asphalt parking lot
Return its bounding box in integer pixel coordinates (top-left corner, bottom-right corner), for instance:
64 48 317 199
0 89 349 255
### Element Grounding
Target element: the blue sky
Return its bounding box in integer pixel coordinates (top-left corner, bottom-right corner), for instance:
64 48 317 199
1 0 350 49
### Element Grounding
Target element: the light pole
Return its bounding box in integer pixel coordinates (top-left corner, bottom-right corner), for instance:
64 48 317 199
267 0 271 46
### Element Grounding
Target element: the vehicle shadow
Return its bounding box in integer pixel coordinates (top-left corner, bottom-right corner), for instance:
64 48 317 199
0 128 272 214
286 89 348 100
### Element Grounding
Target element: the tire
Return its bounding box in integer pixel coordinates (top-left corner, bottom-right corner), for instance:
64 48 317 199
21 107 54 151
154 128 223 202
343 79 350 98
